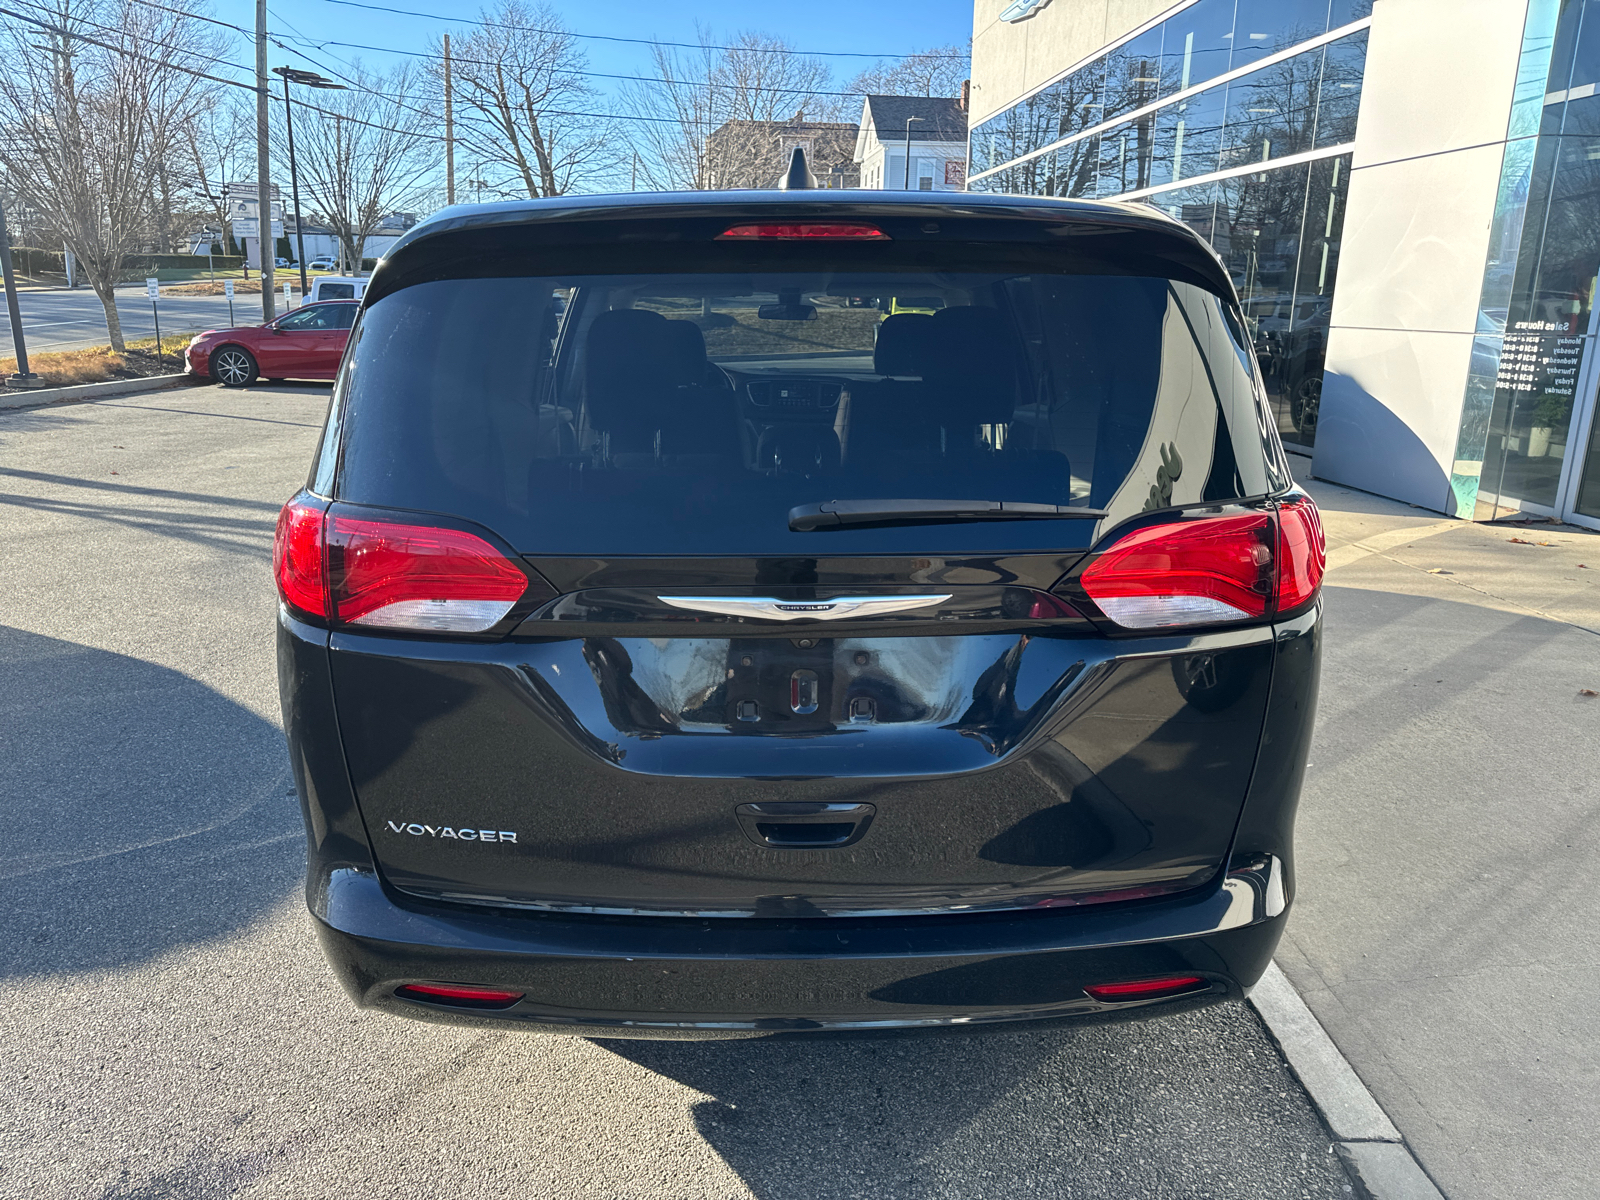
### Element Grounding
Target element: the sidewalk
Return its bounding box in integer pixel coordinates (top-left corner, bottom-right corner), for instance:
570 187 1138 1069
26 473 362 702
1284 458 1600 1200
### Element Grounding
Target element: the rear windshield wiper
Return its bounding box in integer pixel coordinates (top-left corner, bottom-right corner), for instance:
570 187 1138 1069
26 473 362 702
789 499 1109 532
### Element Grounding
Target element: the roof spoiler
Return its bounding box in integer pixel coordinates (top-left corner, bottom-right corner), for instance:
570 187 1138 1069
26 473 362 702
777 146 818 190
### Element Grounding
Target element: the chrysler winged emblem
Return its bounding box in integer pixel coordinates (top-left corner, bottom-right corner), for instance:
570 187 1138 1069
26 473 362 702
999 0 1053 21
657 595 951 622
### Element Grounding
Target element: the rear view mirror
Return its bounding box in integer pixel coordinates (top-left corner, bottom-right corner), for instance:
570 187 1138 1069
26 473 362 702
757 303 817 322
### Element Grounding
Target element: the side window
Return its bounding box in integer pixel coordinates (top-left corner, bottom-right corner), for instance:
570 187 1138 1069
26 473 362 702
276 308 321 330
328 305 356 330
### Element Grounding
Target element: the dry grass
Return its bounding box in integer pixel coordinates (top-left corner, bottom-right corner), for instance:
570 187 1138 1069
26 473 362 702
3 331 201 386
1 345 129 386
162 279 271 296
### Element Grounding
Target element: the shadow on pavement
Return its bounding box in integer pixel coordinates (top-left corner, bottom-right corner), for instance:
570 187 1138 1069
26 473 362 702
0 625 301 978
597 1001 1351 1200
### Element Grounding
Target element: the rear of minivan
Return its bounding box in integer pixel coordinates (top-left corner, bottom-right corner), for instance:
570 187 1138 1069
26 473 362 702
276 193 1322 1037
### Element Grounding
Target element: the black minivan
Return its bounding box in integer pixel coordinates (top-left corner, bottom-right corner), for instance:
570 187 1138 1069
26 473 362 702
275 187 1323 1037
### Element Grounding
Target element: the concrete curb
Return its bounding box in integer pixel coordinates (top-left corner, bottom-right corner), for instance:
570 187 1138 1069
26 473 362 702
1 373 201 410
1249 963 1445 1200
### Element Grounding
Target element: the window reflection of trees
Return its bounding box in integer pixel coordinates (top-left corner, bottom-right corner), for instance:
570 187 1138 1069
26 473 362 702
971 30 1367 199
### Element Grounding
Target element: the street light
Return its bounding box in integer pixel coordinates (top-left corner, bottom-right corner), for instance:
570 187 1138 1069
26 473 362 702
272 66 346 300
903 115 924 190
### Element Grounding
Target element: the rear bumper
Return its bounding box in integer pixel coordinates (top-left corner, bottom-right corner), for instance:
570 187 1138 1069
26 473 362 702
310 858 1287 1039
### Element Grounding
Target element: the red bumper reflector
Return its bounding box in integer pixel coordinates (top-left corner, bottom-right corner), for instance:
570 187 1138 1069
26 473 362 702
395 983 525 1008
717 222 889 241
1084 976 1206 1002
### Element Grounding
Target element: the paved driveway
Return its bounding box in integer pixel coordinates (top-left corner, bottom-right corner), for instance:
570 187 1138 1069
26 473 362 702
0 384 1354 1199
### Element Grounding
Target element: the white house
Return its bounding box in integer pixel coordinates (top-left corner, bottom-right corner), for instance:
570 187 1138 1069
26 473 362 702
853 95 969 192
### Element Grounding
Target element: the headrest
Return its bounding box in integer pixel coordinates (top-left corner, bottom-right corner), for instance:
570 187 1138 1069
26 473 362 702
873 313 935 376
661 319 709 387
926 305 1022 424
585 308 671 432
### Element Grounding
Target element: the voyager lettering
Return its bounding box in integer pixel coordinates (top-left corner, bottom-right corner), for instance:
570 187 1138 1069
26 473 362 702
386 820 517 844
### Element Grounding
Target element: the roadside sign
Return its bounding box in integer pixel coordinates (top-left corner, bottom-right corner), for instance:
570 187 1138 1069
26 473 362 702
146 279 164 367
224 278 235 325
284 279 292 309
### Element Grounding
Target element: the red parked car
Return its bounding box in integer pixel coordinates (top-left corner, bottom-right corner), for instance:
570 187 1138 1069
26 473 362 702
185 300 359 387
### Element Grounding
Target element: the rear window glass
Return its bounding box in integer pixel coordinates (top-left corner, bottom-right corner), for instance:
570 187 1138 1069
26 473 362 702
332 270 1282 555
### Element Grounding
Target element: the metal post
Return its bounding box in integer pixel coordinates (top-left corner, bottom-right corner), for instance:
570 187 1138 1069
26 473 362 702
281 73 309 297
903 116 923 189
255 0 274 321
444 34 455 204
1 195 41 387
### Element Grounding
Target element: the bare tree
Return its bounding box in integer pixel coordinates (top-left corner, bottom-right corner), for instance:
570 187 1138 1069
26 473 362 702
622 28 838 191
0 0 225 350
187 96 255 254
439 1 614 198
844 44 969 99
281 62 438 268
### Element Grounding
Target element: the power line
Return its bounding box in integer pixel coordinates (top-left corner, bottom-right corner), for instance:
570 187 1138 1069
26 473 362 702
316 0 969 59
0 4 265 91
281 29 891 98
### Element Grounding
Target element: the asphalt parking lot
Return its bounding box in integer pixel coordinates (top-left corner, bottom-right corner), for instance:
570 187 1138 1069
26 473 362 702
0 383 1359 1199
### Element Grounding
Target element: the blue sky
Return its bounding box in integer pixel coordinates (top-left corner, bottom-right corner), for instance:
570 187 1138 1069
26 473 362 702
261 0 975 110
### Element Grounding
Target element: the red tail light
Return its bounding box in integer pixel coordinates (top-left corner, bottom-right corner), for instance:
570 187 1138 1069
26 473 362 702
274 497 328 618
1078 498 1325 630
1084 976 1206 1002
717 222 889 240
395 983 524 1009
1276 495 1325 610
272 496 532 634
1080 513 1275 629
328 517 529 633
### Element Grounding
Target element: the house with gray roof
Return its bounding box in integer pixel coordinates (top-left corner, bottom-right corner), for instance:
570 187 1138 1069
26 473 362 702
853 94 969 191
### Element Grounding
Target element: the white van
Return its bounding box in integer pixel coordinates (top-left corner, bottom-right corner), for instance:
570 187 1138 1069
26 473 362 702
308 276 368 304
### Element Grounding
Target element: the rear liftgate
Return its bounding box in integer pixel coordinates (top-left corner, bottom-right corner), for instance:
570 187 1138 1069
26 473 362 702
280 496 1323 920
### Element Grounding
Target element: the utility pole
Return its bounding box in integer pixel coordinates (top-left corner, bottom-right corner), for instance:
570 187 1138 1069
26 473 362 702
444 34 455 204
256 0 275 321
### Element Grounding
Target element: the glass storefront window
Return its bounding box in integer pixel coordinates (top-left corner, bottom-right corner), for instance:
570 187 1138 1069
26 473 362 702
1055 133 1101 198
968 1 1374 191
1229 0 1336 72
1326 0 1375 26
1163 81 1229 184
1218 46 1328 172
1467 0 1600 519
1314 29 1369 147
1103 26 1166 125
1159 0 1242 98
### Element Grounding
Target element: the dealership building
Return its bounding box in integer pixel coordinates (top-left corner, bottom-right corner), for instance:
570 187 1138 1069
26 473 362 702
966 0 1600 527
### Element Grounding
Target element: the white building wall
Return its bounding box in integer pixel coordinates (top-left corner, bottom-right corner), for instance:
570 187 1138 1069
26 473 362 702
1311 0 1530 512
858 140 966 191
